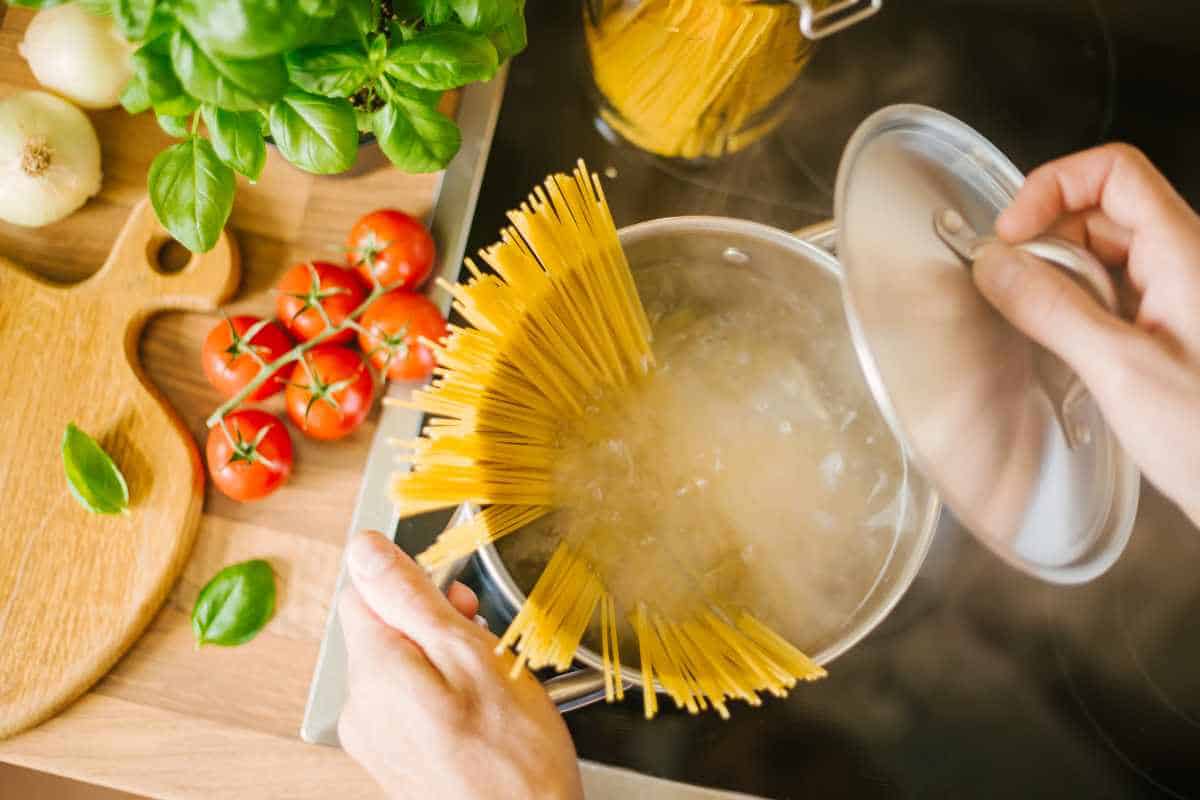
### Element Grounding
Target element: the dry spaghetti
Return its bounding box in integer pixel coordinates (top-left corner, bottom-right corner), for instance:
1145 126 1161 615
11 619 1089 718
585 0 814 160
391 161 829 718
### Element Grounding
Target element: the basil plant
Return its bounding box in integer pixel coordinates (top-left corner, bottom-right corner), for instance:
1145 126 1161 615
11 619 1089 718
13 0 526 253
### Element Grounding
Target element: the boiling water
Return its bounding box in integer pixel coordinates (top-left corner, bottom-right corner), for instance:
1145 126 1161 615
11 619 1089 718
497 255 908 656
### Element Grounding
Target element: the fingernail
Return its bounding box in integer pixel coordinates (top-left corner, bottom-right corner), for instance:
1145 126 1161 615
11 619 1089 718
347 531 397 578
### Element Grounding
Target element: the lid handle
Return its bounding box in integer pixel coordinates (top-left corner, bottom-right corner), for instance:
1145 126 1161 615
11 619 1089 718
794 0 882 39
934 209 1118 449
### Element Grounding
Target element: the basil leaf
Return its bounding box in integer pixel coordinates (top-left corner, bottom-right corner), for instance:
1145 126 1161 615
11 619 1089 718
132 39 199 116
385 30 498 90
157 113 191 137
78 0 115 16
489 3 527 62
368 33 388 72
268 91 358 174
347 0 380 37
372 97 460 173
120 74 152 114
113 0 156 40
148 138 236 253
299 0 339 18
6 0 68 7
385 77 442 107
172 0 324 58
450 0 518 33
171 28 287 111
191 559 276 647
202 106 267 180
422 0 454 25
286 44 369 98
62 423 129 515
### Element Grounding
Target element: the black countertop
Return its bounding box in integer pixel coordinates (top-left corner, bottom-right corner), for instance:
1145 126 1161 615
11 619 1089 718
459 2 1200 796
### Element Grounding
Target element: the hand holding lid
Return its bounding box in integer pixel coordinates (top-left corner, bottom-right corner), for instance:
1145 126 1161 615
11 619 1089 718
933 207 1118 449
835 105 1140 584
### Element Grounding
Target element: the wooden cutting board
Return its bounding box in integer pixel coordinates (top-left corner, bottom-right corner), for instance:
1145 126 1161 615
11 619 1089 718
0 200 239 739
0 4 454 764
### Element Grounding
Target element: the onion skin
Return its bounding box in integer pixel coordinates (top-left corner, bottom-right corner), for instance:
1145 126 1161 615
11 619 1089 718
18 4 134 110
0 91 103 228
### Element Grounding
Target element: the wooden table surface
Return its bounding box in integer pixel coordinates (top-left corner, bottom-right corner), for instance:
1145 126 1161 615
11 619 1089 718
0 7 435 797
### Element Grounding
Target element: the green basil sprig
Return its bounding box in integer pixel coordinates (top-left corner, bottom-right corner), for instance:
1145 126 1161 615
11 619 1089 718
62 423 130 515
192 559 277 647
55 0 528 253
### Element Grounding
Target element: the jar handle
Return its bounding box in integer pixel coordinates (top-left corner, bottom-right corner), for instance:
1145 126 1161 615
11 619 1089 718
795 0 883 39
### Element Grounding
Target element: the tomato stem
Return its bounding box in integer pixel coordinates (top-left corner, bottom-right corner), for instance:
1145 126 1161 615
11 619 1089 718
206 280 393 428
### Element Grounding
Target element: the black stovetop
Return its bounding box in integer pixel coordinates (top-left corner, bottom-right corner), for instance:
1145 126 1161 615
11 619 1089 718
441 1 1200 796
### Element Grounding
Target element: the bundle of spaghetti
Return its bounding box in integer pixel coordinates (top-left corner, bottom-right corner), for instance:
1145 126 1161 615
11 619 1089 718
496 543 608 676
585 0 813 159
390 161 654 568
391 161 829 718
497 544 826 720
630 603 826 720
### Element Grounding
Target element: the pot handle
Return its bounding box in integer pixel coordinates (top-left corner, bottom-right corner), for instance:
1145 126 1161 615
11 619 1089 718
795 0 882 39
544 669 613 713
794 219 838 254
427 537 619 715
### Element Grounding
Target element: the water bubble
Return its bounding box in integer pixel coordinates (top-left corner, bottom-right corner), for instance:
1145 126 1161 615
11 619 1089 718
819 451 845 490
722 247 750 265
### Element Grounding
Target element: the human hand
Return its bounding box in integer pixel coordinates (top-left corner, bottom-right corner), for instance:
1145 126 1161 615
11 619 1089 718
338 530 584 800
972 143 1200 526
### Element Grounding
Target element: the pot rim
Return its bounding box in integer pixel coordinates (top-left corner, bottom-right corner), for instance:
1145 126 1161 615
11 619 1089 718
475 214 943 691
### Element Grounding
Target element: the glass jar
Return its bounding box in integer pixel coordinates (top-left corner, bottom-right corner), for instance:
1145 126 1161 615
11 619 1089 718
583 0 881 161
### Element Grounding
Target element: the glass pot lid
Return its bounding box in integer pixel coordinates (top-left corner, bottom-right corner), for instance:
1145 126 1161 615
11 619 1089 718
834 104 1140 585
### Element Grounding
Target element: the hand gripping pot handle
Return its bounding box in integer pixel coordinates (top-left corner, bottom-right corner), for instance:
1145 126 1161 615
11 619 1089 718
426 535 615 714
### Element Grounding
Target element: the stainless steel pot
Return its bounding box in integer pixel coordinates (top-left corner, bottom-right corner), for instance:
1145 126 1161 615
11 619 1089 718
438 104 1140 713
465 216 944 711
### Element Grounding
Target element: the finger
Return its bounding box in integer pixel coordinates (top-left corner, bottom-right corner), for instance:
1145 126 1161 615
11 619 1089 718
446 581 480 619
972 242 1131 379
345 530 480 655
997 143 1191 243
338 584 445 693
1044 209 1133 271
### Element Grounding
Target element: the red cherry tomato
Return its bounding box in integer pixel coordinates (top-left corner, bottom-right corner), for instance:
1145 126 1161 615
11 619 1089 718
201 315 294 401
276 261 367 344
285 346 375 440
346 209 436 291
206 409 294 502
357 290 447 381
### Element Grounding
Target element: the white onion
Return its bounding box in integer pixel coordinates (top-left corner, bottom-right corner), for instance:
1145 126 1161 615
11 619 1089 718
18 4 134 110
0 91 103 227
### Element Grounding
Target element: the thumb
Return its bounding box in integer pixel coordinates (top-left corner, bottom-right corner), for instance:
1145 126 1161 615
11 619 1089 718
344 530 470 649
972 241 1124 378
